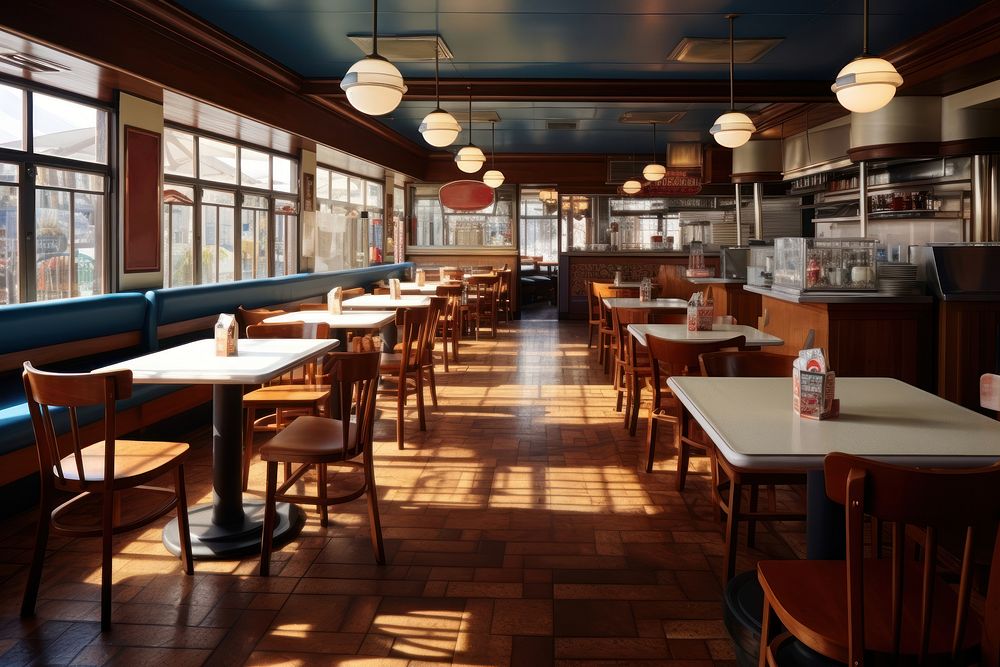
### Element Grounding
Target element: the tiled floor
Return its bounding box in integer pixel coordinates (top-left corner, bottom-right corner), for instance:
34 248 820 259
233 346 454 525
0 319 803 666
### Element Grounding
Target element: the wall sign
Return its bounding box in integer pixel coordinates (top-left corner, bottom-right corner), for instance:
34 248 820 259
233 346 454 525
123 126 162 273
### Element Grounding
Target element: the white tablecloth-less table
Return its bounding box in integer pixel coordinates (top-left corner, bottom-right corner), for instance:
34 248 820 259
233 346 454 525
667 376 1000 558
264 309 397 331
628 323 784 348
602 297 687 311
397 282 442 295
342 294 431 310
96 338 339 559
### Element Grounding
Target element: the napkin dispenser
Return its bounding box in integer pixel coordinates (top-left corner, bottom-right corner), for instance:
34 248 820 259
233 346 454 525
686 291 713 332
215 313 238 357
327 286 343 314
415 269 426 286
792 348 839 420
389 278 401 299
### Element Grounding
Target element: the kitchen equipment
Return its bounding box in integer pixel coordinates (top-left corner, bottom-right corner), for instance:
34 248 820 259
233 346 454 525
747 243 775 288
721 246 750 281
680 220 711 248
772 237 878 293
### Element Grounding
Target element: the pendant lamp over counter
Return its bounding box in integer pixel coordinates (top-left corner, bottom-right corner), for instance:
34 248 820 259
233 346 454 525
642 123 666 181
482 121 505 188
454 87 485 173
832 0 902 113
340 0 407 116
419 36 461 147
710 14 756 149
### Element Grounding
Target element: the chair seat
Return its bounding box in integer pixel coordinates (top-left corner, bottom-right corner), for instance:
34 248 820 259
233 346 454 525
58 440 189 483
243 384 330 406
380 351 423 370
259 415 359 463
758 559 980 663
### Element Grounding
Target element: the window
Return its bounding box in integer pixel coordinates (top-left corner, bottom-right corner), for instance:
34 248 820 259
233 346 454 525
161 128 299 286
313 166 385 271
389 185 404 263
0 82 111 304
409 184 515 249
520 190 561 262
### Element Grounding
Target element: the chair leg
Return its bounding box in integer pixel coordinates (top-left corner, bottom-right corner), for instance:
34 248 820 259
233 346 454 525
628 376 642 436
365 461 386 565
723 479 742 582
747 484 760 549
396 381 405 449
622 371 631 428
643 413 658 473
587 323 595 348
614 363 625 413
415 371 427 432
441 335 450 373
174 466 194 575
20 485 52 619
676 440 690 492
242 407 256 491
427 365 438 408
318 463 329 528
259 462 278 576
759 596 775 667
100 488 115 631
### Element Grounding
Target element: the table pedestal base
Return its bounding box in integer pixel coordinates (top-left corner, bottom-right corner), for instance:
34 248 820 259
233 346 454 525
162 497 304 560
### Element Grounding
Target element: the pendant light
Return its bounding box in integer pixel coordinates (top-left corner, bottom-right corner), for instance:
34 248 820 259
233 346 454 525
832 0 902 113
341 0 407 116
538 188 558 204
622 153 642 194
418 37 461 147
710 14 756 149
482 120 505 188
642 123 666 181
455 86 485 173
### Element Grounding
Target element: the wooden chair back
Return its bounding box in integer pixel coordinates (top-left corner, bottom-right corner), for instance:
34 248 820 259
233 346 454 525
373 287 390 295
497 268 512 304
699 351 796 378
22 362 132 489
823 452 1000 666
586 281 607 326
324 350 381 460
246 321 331 384
646 334 745 408
594 283 639 329
611 308 652 366
421 268 442 282
298 287 366 311
237 305 287 335
442 269 465 282
424 297 448 356
467 275 500 315
395 306 430 374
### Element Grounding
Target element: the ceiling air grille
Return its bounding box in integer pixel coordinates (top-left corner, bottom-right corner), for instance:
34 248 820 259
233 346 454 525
608 159 643 184
545 120 578 130
347 35 453 61
668 37 781 64
0 52 67 73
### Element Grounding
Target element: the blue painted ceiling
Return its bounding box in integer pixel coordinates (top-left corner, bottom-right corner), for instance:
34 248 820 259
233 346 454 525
174 0 983 153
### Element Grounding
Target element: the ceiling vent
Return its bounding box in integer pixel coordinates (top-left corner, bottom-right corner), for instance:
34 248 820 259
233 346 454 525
0 52 68 73
546 120 578 130
607 159 643 184
618 111 686 125
347 34 453 61
668 37 781 64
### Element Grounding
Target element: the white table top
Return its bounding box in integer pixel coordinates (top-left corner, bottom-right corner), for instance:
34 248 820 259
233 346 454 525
95 338 339 385
628 323 784 348
264 310 397 329
342 294 431 310
397 282 442 295
604 281 656 289
603 297 688 310
668 376 1000 470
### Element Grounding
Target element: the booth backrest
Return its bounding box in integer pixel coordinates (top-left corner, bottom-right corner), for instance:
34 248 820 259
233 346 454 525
145 264 413 348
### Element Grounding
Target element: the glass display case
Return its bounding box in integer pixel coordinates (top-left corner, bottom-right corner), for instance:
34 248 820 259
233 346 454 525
773 237 877 293
747 243 774 288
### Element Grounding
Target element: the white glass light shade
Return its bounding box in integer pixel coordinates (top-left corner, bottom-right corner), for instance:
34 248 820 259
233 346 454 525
710 111 756 148
832 57 903 113
642 163 666 181
482 169 505 188
455 145 486 173
538 188 558 204
622 179 642 195
419 109 461 147
340 56 407 116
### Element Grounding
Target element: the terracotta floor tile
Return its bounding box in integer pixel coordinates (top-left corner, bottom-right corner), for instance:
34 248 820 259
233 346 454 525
553 599 636 638
491 598 553 636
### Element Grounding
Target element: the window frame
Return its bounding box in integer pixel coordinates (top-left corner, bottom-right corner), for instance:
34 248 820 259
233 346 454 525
314 164 387 269
0 77 113 304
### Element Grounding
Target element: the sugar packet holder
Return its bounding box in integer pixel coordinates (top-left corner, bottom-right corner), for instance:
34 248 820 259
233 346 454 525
215 313 238 357
792 348 839 420
686 291 713 332
327 286 343 314
415 268 426 286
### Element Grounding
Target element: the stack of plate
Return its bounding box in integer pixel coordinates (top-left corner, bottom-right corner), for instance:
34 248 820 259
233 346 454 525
877 262 919 295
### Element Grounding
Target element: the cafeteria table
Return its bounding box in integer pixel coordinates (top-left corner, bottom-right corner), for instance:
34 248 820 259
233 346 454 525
667 376 1000 559
263 309 397 342
97 337 339 559
602 297 687 312
342 294 431 348
624 323 783 435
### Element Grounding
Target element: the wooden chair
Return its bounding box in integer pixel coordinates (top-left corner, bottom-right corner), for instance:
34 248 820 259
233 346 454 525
436 283 464 368
413 296 446 408
759 453 1000 667
299 287 366 310
237 304 286 335
242 321 332 490
642 334 745 482
611 307 652 418
442 269 465 282
373 287 391 295
594 283 639 374
422 268 442 282
21 362 194 631
379 306 430 449
259 350 384 574
467 274 501 340
586 280 606 350
697 350 806 581
496 268 514 326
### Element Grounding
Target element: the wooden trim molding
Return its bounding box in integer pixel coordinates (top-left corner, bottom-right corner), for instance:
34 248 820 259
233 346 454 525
731 171 783 184
847 142 943 162
940 137 1000 157
0 332 142 372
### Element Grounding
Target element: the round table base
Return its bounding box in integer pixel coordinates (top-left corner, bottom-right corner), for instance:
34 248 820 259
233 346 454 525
162 498 305 560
